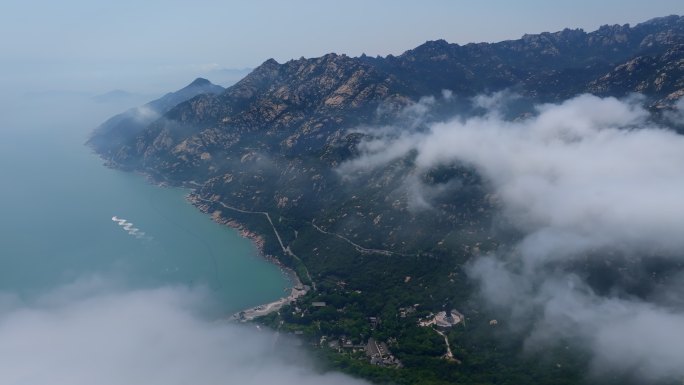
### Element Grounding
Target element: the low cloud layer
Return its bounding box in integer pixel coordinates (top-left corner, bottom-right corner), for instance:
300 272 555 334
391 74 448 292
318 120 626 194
344 94 684 259
665 97 684 126
341 94 684 382
0 278 368 385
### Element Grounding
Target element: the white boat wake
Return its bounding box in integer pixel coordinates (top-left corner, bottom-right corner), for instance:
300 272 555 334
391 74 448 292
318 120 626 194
111 216 150 239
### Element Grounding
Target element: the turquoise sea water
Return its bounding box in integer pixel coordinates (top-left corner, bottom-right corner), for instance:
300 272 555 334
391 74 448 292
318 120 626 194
0 94 289 314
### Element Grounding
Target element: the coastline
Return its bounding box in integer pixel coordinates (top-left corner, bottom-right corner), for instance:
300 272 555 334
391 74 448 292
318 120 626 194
94 155 309 322
187 192 310 321
230 273 308 322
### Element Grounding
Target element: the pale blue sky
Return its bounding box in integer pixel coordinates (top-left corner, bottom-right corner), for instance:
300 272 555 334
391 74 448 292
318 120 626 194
1 0 683 94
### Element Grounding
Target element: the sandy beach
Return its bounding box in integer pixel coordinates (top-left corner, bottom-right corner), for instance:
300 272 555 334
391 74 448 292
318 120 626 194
231 282 309 322
187 192 313 322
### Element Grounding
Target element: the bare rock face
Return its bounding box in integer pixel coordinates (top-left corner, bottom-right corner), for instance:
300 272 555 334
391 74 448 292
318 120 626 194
587 45 684 96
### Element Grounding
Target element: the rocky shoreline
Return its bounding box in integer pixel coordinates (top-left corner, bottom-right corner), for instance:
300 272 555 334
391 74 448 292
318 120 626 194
187 192 307 319
188 193 268 254
95 157 306 321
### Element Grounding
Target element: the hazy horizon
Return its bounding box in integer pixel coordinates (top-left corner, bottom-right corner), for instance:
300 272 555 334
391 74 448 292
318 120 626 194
2 0 683 96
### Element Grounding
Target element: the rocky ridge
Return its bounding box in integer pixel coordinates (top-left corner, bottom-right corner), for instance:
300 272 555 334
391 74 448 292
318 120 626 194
89 16 684 258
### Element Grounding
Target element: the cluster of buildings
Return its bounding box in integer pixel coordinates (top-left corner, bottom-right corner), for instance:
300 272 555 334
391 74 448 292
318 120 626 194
317 315 402 368
366 337 402 367
321 335 402 368
323 335 358 350
294 300 465 367
419 309 464 330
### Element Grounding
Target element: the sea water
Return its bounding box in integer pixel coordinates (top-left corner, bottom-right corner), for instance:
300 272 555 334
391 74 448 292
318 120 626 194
0 93 289 315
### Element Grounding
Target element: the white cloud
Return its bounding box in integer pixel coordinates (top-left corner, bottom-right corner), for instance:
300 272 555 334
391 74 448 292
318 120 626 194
419 95 684 261
340 93 684 381
343 94 684 261
471 89 518 111
134 105 160 122
441 89 453 100
0 279 368 385
469 258 684 382
664 97 684 125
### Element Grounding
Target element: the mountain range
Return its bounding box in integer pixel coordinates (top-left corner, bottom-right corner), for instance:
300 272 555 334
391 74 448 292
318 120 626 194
88 15 684 385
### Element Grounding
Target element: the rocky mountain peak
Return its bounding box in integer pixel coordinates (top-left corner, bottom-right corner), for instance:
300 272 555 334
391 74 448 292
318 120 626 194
188 77 212 87
637 14 683 28
255 58 280 71
225 58 283 100
401 39 454 58
239 58 282 82
596 23 631 33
